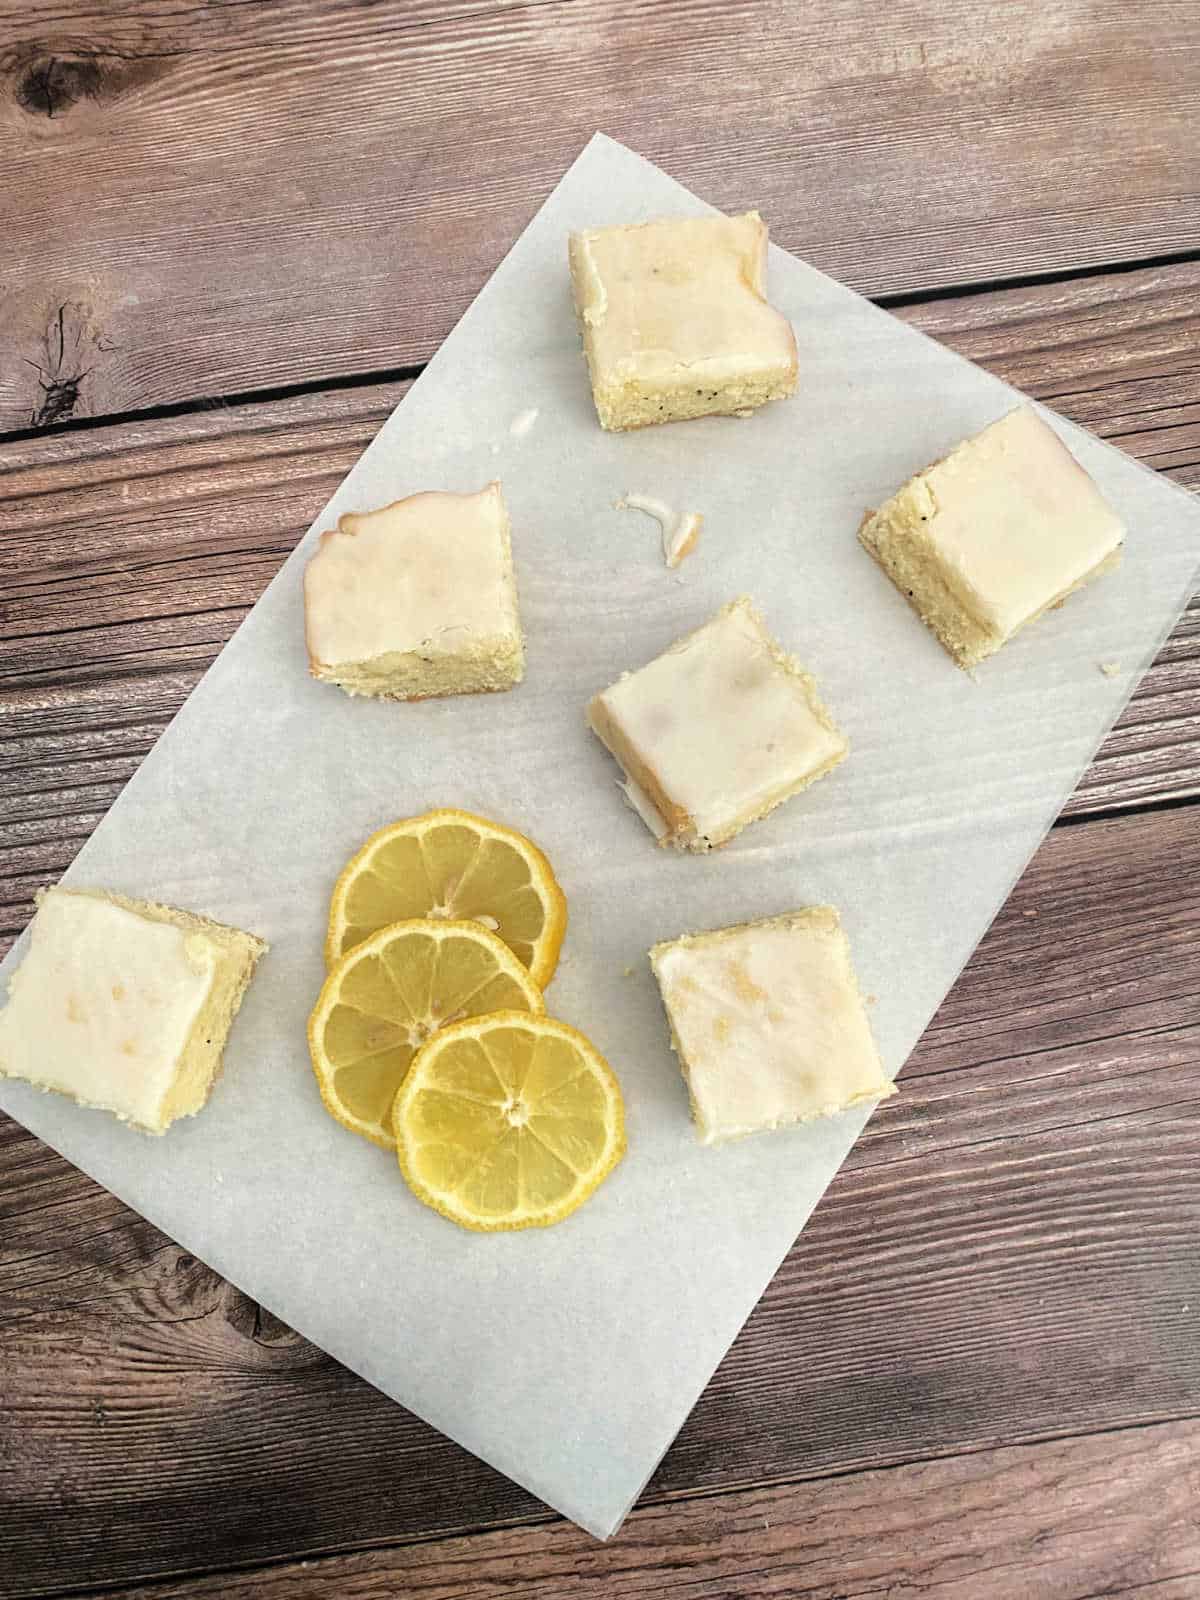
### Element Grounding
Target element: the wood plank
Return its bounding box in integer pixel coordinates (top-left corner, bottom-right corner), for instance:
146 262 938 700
72 1418 1200 1600
3 806 1198 1594
2 0 1199 428
3 259 1198 945
897 264 1200 818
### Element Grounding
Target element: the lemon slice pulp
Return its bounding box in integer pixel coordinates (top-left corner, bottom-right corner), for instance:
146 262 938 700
392 1011 626 1231
326 809 567 987
309 919 544 1150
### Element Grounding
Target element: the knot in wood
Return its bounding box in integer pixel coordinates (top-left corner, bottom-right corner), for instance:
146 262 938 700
16 54 102 118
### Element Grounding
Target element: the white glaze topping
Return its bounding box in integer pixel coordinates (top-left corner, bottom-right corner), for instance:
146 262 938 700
0 890 216 1127
570 212 796 383
304 484 518 668
509 408 539 437
616 493 702 568
652 910 893 1144
911 406 1124 636
594 599 845 843
618 777 669 839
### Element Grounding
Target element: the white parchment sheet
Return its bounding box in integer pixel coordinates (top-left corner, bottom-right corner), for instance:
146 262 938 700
2 136 1198 1539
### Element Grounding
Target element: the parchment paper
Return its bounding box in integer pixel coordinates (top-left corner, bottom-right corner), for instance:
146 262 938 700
2 135 1198 1539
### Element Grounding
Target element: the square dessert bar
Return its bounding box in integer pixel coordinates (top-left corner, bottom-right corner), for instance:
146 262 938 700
304 483 524 699
568 211 798 430
859 405 1124 668
0 887 267 1134
588 598 847 850
650 908 894 1145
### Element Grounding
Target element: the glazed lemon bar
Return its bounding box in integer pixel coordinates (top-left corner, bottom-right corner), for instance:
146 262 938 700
568 212 798 430
0 887 266 1134
859 406 1124 668
304 483 524 699
588 598 847 850
650 908 894 1144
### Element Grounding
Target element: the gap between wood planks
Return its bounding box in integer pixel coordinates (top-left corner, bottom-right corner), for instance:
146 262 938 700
3 245 1200 452
4 0 1199 429
2 242 1199 946
0 364 423 451
1054 792 1200 828
16 1414 1200 1600
1 798 1197 1591
2 243 1199 1598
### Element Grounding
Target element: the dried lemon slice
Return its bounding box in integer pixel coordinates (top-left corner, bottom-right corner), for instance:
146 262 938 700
392 1011 626 1231
326 809 567 988
309 919 544 1150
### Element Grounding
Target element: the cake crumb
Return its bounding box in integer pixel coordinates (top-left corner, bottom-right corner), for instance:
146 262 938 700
509 407 539 438
1099 660 1121 678
1022 908 1038 919
622 965 635 978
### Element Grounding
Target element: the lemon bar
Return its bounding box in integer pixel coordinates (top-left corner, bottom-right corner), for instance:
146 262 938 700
650 908 894 1144
568 212 798 431
588 598 847 850
0 887 267 1134
304 483 524 699
859 406 1124 669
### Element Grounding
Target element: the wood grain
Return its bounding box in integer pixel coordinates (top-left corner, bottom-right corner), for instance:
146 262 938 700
79 1419 1200 1600
2 0 1199 427
894 262 1200 816
2 6 1198 1594
3 806 1198 1594
3 258 1198 948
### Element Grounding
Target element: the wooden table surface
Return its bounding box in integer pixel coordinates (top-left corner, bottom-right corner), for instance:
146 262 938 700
2 3 1199 1596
